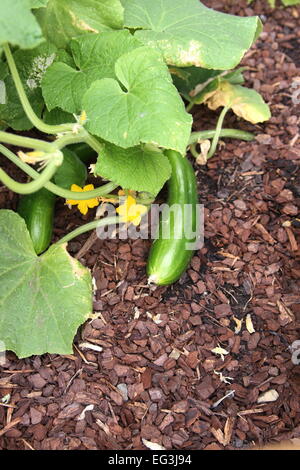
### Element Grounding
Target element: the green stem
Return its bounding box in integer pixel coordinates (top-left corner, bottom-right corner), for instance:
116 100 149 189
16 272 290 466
188 128 254 145
0 130 54 152
0 144 117 199
84 133 104 154
0 152 62 194
186 101 195 113
56 216 121 245
3 43 74 135
53 129 88 150
207 106 229 159
189 143 201 160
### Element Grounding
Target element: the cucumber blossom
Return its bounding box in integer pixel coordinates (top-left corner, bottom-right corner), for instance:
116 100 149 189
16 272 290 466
147 150 199 285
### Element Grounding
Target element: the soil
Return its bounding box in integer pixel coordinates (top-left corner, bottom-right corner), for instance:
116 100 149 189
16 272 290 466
0 0 300 451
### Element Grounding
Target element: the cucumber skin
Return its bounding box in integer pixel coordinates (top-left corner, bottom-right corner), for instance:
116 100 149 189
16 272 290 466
146 150 198 286
17 188 56 255
17 148 87 255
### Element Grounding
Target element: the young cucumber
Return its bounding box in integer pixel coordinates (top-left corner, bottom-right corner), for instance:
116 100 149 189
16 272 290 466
17 148 87 255
17 188 56 255
147 150 199 285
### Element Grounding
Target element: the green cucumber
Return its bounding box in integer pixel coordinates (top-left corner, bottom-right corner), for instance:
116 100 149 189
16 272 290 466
17 148 87 254
17 187 56 255
147 150 199 285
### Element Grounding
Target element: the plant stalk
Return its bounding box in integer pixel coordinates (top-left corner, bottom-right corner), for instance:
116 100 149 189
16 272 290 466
56 216 121 245
0 144 117 199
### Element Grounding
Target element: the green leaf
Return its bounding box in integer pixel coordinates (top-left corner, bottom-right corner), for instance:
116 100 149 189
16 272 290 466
0 0 43 49
0 210 92 358
123 0 262 69
54 148 87 189
35 0 124 48
42 31 142 114
171 67 220 102
95 142 171 195
83 47 192 155
43 107 76 126
0 42 68 130
70 30 142 81
30 0 49 8
206 81 271 124
42 62 88 113
282 0 300 4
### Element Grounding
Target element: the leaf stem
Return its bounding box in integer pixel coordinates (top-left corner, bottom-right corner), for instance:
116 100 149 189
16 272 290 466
84 134 103 154
0 144 117 199
207 106 229 159
0 130 54 152
188 128 254 145
3 43 74 135
186 101 195 112
0 151 63 194
56 216 121 245
53 129 89 150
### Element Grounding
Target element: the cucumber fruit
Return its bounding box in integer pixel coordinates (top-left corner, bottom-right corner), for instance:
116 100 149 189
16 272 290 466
17 148 87 254
146 150 199 285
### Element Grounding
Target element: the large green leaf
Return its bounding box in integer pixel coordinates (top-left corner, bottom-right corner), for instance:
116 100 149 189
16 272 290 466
123 0 262 69
0 210 92 358
83 47 192 154
35 0 124 48
95 143 171 196
0 0 44 49
42 30 142 114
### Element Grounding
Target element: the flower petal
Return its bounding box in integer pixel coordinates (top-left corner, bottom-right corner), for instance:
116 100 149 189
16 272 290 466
77 201 88 215
83 184 95 192
70 184 83 192
87 198 99 209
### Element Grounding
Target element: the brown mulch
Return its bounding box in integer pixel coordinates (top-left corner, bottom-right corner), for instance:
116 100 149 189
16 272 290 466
0 0 300 451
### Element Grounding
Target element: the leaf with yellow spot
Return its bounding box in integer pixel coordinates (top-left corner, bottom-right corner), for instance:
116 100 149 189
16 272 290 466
205 81 271 124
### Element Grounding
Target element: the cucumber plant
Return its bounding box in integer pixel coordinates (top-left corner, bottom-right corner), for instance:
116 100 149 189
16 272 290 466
0 0 271 358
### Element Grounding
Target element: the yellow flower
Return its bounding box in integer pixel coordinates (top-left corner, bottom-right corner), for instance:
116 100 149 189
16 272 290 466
116 195 147 226
79 110 87 124
66 184 99 215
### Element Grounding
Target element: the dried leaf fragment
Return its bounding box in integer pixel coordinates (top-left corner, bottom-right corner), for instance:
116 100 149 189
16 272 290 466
214 370 233 384
277 300 295 326
257 389 279 404
79 342 103 352
233 316 243 334
246 314 255 334
211 345 229 361
142 439 166 450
